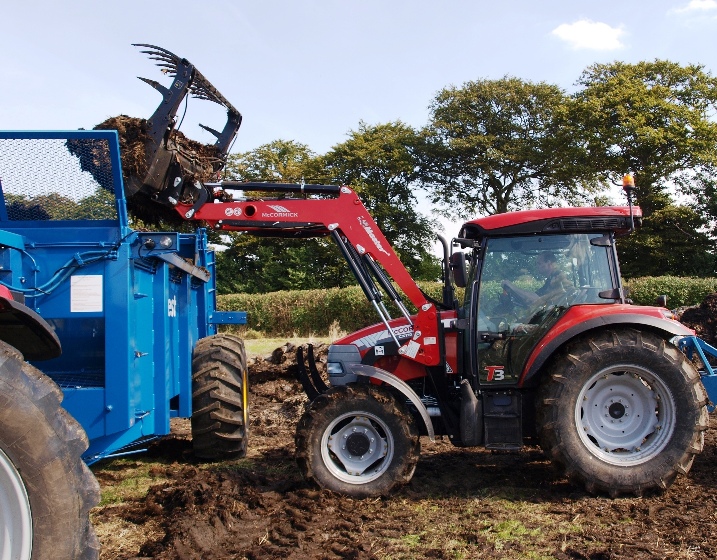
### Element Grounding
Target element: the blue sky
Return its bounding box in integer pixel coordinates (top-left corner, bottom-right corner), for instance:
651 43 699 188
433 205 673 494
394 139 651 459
3 0 716 157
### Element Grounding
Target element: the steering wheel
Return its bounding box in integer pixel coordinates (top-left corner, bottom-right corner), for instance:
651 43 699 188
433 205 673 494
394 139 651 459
523 288 580 325
501 282 536 309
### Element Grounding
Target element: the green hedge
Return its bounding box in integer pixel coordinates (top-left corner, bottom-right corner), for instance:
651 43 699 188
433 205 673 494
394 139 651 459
218 282 449 337
625 276 717 308
218 277 717 337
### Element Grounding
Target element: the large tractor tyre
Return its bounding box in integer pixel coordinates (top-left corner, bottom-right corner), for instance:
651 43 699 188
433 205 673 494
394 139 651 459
537 328 709 497
0 341 100 560
295 383 420 498
191 333 249 460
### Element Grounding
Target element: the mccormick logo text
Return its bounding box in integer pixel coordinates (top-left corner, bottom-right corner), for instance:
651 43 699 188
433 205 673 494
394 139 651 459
261 204 298 218
358 217 391 255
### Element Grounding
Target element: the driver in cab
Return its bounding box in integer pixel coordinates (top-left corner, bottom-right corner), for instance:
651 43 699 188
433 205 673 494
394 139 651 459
501 252 572 306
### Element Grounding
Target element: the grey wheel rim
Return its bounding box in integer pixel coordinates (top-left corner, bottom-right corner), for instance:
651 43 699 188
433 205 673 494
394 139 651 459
0 447 32 559
575 364 676 466
321 411 393 484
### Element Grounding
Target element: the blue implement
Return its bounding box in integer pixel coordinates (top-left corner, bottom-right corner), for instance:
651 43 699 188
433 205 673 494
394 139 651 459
679 335 717 412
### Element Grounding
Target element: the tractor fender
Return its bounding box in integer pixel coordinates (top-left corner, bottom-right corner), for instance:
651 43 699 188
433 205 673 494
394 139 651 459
347 363 435 442
0 290 61 361
518 311 693 387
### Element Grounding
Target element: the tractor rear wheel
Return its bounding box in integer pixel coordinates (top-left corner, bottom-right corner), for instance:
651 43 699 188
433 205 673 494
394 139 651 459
191 334 249 460
0 341 100 559
295 383 420 498
538 328 709 496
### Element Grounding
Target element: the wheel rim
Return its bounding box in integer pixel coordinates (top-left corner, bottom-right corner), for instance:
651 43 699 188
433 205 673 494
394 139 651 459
321 411 393 485
575 364 676 466
0 447 32 559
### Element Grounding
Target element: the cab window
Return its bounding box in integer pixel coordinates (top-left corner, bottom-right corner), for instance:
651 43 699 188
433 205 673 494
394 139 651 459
475 233 615 333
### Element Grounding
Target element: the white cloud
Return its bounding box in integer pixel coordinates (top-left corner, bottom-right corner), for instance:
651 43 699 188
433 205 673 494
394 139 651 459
551 19 626 51
673 0 717 13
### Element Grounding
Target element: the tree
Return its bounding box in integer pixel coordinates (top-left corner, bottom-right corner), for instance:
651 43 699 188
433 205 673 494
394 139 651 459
73 188 118 220
223 139 316 183
216 234 354 294
421 77 598 219
217 140 355 293
617 205 716 278
217 130 442 293
679 166 717 238
573 60 717 216
573 60 717 277
316 121 441 280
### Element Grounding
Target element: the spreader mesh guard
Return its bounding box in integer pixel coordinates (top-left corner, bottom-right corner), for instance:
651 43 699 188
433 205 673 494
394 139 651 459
0 136 118 222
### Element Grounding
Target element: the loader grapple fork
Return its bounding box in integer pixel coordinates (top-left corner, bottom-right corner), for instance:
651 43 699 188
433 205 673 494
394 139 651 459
131 44 242 205
297 344 329 401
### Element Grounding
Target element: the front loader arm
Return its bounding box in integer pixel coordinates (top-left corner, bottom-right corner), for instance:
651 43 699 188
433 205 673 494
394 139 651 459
174 182 442 366
125 44 440 365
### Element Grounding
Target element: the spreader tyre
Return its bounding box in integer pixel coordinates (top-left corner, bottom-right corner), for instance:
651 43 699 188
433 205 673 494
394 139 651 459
191 334 249 460
538 328 709 496
295 383 420 498
0 341 100 560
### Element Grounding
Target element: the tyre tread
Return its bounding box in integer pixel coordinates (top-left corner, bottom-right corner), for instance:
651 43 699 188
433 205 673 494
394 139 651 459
191 334 248 460
537 328 708 496
295 383 420 498
0 340 99 559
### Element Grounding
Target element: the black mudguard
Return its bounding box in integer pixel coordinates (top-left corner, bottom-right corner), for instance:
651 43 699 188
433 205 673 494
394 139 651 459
0 297 61 360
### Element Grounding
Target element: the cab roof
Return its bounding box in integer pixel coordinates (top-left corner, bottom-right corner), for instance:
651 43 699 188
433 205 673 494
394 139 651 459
460 206 641 238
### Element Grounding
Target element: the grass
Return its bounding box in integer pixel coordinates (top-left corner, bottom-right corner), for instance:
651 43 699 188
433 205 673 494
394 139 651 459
230 320 347 359
242 335 334 359
95 459 172 506
380 496 585 560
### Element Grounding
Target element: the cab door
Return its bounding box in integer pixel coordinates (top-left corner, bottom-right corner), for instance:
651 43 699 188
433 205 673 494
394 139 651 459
466 233 616 387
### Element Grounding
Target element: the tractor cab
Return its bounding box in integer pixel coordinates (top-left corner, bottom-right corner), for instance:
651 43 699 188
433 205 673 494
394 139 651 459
456 206 638 388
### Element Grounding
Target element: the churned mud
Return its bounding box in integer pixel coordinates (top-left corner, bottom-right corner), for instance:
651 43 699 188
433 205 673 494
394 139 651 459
93 332 717 560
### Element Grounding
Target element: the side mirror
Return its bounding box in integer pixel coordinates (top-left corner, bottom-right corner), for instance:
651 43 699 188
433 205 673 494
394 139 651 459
450 252 468 288
590 234 613 247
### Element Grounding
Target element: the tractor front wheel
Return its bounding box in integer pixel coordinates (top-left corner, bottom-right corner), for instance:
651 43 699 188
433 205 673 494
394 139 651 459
295 383 420 498
538 328 709 496
0 341 99 559
191 334 249 460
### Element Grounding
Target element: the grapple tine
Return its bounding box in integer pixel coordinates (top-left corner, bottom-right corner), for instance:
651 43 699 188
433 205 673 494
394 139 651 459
129 42 242 198
132 43 181 61
307 344 330 394
296 346 321 401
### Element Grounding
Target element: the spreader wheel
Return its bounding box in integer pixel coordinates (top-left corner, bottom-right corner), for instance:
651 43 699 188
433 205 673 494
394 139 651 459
0 341 100 559
537 328 709 496
295 383 420 498
191 334 249 460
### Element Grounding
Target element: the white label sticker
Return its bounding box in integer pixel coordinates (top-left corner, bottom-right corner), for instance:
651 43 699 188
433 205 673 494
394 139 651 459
423 337 437 345
374 346 384 356
404 340 420 359
71 275 103 312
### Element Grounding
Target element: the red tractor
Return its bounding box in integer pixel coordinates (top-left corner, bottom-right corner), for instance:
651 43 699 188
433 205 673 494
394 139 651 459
129 46 710 499
185 182 708 498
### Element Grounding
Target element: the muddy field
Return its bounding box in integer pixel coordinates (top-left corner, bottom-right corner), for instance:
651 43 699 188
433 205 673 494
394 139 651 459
92 354 717 559
92 336 717 560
